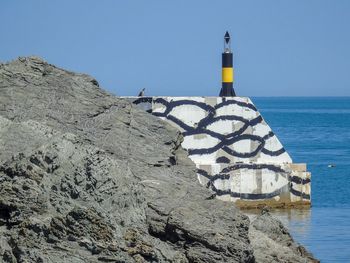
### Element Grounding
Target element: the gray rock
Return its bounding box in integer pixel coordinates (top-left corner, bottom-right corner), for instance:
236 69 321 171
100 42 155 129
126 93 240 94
0 56 317 262
249 210 319 263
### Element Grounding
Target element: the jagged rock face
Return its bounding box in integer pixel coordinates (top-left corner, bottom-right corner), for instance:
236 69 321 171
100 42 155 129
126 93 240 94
0 57 317 262
249 211 319 263
0 57 253 262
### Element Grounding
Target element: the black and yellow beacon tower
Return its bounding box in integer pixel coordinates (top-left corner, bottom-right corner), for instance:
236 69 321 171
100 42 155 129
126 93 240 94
219 31 236 97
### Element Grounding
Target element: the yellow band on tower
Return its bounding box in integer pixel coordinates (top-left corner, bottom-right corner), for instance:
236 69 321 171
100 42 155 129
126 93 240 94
222 67 234 83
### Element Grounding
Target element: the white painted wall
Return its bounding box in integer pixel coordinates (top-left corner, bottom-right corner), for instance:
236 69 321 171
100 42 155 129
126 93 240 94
125 96 311 206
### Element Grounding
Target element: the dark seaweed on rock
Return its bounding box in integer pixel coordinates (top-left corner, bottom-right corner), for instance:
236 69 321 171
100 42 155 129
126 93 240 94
0 57 318 263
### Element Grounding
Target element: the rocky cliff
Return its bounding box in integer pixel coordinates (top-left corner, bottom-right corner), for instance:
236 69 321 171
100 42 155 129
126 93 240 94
0 57 318 262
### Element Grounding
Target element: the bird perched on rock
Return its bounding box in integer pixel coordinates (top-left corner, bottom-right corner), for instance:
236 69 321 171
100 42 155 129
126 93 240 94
138 88 145 97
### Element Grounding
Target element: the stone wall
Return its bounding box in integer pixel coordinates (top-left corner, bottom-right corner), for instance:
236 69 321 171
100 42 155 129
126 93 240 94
126 96 311 207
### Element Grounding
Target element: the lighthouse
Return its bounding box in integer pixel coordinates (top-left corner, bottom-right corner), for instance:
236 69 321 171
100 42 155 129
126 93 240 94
219 31 236 97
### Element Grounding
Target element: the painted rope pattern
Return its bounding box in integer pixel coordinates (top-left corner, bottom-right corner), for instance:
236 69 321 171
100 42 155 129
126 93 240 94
131 97 310 204
197 164 310 200
135 97 288 162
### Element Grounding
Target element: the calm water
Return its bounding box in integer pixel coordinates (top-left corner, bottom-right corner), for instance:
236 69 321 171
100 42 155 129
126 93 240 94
251 97 350 262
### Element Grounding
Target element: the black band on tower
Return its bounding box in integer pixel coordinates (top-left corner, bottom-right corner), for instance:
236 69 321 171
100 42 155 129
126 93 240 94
220 83 236 97
222 53 233 67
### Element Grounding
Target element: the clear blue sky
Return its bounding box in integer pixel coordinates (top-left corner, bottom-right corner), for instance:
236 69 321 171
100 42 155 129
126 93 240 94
2 0 350 96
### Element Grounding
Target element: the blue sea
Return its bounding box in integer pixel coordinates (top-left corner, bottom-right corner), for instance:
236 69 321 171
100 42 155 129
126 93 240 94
251 97 350 263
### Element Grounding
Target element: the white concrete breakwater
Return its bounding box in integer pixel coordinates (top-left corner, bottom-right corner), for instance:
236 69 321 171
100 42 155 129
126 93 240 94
126 96 311 208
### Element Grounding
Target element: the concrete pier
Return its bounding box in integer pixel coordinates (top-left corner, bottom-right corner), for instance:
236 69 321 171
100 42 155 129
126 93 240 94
126 96 311 208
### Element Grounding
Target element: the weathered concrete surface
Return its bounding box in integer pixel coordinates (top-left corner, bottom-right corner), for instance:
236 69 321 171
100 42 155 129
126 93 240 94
129 97 292 164
128 97 311 208
0 56 317 262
